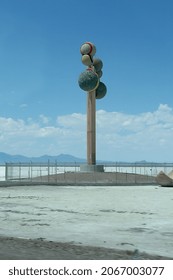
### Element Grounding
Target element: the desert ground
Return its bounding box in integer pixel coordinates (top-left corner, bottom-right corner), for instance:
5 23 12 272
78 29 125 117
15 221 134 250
0 183 173 260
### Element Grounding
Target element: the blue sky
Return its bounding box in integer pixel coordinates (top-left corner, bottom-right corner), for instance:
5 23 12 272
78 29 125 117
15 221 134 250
0 0 173 162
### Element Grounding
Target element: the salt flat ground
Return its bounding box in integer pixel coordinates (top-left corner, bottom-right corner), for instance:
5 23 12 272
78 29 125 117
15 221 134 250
0 185 173 258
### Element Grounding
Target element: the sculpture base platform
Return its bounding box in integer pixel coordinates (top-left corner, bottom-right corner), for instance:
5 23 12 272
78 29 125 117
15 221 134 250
80 164 104 173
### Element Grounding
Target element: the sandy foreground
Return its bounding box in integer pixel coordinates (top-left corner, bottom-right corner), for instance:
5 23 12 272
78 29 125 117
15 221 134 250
0 236 170 260
0 184 173 260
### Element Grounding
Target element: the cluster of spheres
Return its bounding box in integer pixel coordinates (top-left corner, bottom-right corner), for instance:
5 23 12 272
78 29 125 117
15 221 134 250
78 42 107 99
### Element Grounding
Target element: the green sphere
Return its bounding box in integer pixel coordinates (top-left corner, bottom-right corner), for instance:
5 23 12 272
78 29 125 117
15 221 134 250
93 58 103 72
97 70 103 78
78 69 99 92
96 82 107 99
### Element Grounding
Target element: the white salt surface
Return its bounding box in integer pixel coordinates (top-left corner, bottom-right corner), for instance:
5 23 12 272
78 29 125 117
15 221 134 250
0 185 173 258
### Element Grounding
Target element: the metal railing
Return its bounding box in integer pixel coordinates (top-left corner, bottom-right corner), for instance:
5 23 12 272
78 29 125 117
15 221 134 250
2 161 173 184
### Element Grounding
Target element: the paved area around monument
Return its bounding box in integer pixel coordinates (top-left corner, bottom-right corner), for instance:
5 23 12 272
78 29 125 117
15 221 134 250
0 184 173 259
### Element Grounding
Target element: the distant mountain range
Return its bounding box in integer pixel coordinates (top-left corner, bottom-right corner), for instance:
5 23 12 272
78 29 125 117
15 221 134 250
0 152 164 164
0 152 86 163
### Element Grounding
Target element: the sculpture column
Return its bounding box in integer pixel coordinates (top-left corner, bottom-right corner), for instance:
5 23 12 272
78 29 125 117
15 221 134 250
78 42 107 172
87 89 96 165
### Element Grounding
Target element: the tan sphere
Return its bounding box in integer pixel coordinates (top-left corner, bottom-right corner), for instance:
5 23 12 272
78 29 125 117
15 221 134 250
80 42 96 56
81 54 93 66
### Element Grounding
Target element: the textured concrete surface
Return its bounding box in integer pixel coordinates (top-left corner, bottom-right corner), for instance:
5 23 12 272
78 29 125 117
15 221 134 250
0 171 157 186
0 185 173 259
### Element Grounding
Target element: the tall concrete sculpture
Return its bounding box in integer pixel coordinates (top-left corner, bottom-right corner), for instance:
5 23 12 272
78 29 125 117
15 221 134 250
78 42 107 172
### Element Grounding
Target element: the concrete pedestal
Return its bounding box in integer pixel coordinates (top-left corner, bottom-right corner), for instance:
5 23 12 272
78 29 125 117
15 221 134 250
80 164 104 173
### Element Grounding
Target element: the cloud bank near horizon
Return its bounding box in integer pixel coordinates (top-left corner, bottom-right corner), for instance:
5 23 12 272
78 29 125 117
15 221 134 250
0 104 173 162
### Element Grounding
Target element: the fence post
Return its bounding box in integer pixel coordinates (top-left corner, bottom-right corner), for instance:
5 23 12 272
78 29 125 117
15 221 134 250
48 160 50 183
135 163 136 184
56 160 58 184
5 163 8 181
31 161 33 182
19 162 21 181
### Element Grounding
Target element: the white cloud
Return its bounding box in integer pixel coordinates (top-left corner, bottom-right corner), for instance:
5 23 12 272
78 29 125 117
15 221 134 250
57 113 86 128
96 104 173 161
0 104 173 161
39 114 50 125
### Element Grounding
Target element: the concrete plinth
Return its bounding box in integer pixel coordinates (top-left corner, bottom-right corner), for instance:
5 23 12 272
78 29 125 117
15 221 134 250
80 164 104 173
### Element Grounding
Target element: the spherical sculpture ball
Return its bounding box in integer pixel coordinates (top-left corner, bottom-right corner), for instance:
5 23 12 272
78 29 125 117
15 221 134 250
80 42 96 56
96 70 103 78
78 69 99 92
93 58 103 72
81 54 93 66
96 82 107 99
